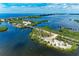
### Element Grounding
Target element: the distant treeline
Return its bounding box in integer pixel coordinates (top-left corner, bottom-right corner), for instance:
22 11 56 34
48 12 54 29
38 13 79 16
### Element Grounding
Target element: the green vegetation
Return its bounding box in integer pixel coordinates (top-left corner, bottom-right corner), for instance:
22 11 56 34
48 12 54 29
0 20 3 23
0 26 8 32
31 20 48 26
42 26 79 42
7 18 25 28
58 27 79 41
0 16 78 53
27 16 42 18
31 26 79 43
7 17 48 28
39 26 53 32
30 26 78 53
8 18 23 24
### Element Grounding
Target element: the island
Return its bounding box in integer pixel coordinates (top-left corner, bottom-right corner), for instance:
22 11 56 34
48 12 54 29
7 17 48 28
0 15 48 33
0 26 8 32
30 26 78 53
7 18 32 28
0 19 5 23
26 16 42 18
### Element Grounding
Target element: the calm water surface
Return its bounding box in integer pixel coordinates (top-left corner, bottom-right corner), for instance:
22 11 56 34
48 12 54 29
0 14 79 56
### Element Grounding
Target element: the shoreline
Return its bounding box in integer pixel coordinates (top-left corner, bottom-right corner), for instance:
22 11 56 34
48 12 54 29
30 26 78 53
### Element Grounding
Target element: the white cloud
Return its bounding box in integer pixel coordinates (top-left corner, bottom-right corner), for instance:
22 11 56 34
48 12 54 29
0 4 79 13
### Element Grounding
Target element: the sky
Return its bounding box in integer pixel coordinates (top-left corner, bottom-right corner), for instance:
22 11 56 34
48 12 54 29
0 3 79 13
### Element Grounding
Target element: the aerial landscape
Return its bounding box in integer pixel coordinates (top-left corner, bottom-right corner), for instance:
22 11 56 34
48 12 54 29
0 3 79 56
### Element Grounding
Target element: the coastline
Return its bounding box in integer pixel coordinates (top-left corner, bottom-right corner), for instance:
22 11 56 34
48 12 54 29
30 26 78 54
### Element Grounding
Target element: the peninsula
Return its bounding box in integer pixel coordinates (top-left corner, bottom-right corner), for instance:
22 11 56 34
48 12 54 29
30 26 78 53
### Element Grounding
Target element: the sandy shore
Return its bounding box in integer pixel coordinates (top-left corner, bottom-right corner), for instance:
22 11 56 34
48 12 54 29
35 28 72 49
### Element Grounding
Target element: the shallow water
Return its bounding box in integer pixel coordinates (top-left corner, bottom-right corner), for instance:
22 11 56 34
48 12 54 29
0 14 79 56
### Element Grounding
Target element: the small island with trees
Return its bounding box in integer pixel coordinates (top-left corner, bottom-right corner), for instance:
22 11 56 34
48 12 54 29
0 26 8 32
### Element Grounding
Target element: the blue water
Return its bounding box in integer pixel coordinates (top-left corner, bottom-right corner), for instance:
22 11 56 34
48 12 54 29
0 13 79 56
0 13 40 18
